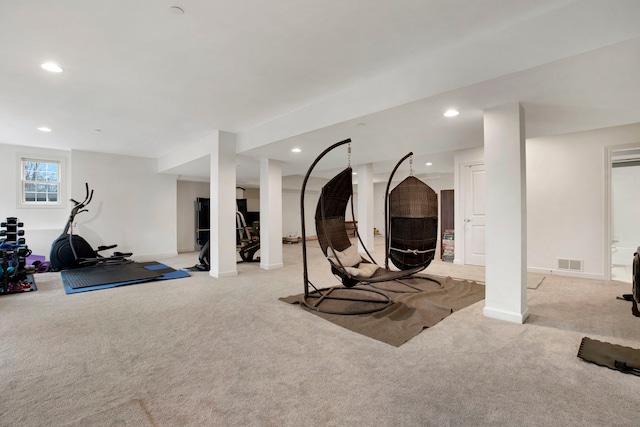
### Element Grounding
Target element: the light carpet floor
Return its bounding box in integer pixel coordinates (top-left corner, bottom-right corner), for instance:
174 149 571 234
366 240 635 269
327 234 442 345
1 240 639 426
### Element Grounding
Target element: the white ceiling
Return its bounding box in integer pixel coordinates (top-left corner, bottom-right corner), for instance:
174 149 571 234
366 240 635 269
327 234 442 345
2 0 640 188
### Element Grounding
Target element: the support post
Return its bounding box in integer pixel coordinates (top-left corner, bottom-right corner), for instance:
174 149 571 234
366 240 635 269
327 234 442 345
260 158 283 270
209 131 238 278
483 103 528 323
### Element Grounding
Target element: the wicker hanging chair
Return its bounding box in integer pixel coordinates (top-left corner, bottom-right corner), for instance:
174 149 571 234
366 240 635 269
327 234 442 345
357 152 442 294
315 167 426 282
385 154 438 271
300 141 437 314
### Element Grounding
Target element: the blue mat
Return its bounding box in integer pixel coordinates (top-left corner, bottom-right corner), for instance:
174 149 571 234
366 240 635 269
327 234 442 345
62 262 190 294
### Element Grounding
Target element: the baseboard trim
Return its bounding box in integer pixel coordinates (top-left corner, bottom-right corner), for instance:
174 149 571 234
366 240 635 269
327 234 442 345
131 252 178 263
483 306 529 324
210 270 238 278
527 267 603 281
260 263 284 270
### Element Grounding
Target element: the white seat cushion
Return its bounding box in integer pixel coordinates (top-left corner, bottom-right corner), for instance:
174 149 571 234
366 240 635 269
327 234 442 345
328 244 361 267
344 262 380 278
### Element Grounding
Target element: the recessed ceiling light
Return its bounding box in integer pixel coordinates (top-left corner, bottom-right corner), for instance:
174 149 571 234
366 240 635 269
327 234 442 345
444 109 459 117
41 62 63 73
291 148 301 153
37 127 52 132
352 172 358 175
425 162 433 166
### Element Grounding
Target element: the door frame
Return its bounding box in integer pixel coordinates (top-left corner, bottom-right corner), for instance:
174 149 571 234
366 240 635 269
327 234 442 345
604 142 640 281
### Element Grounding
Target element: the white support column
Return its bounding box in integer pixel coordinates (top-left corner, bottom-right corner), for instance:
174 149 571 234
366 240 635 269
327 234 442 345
260 158 283 270
209 131 238 278
483 103 528 323
357 163 375 253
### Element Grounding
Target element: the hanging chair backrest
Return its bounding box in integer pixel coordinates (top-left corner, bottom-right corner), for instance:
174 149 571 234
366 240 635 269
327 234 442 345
315 167 353 255
388 176 438 270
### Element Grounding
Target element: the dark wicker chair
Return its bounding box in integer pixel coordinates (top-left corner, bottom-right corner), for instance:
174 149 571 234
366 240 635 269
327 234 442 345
361 152 441 293
386 175 438 270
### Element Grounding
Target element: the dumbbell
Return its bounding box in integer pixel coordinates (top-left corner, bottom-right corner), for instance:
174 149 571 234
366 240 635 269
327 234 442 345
2 217 23 227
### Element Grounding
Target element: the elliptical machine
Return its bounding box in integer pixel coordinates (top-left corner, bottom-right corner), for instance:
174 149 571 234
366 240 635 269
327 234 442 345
193 240 210 271
49 183 131 271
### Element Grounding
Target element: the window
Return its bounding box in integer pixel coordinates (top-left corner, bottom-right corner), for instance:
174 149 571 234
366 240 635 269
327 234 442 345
19 157 63 206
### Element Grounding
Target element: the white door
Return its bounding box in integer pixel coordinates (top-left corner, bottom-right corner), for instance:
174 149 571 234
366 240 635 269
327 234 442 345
464 164 486 266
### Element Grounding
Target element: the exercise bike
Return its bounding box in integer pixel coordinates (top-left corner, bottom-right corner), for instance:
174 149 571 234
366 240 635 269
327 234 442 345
49 183 131 271
191 214 260 271
239 221 260 263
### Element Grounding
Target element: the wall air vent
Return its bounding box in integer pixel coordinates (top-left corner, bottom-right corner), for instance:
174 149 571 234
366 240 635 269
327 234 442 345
558 258 583 271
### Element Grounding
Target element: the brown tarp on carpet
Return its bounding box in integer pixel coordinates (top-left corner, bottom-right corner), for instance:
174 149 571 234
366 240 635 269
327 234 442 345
578 337 640 376
281 275 485 347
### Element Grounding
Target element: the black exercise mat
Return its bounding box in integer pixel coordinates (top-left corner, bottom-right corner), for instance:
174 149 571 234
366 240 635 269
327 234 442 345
578 337 640 376
137 262 176 276
61 262 164 289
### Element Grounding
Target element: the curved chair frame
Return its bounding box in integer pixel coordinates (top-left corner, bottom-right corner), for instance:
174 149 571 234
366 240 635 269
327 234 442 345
300 138 392 315
633 247 640 316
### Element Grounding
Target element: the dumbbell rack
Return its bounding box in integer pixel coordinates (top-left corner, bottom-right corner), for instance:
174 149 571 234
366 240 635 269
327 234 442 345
1 217 36 295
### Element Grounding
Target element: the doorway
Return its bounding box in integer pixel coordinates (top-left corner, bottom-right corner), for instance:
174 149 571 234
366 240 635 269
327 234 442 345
609 147 640 282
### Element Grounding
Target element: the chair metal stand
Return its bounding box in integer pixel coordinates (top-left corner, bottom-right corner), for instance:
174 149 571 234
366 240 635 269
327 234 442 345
300 138 392 315
369 276 441 294
302 284 392 315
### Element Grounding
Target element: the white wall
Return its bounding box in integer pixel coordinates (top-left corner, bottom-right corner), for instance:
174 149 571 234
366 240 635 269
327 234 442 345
447 126 640 279
245 188 260 212
70 150 178 260
282 186 351 240
177 180 210 253
283 189 317 239
0 144 178 260
0 143 72 256
527 135 603 277
527 124 640 279
611 164 640 265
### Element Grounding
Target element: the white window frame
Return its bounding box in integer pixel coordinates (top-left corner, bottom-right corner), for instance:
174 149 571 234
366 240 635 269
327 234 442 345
17 154 67 209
